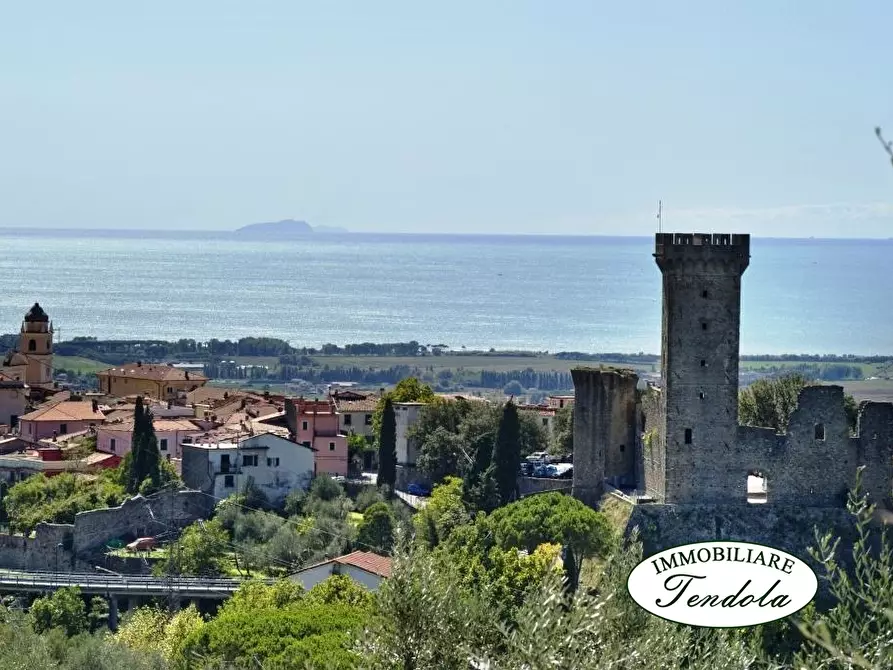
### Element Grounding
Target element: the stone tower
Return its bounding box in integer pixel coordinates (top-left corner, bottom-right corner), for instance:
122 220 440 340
571 367 638 507
19 302 53 386
653 233 750 504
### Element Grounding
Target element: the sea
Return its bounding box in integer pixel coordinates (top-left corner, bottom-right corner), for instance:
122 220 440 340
0 230 890 356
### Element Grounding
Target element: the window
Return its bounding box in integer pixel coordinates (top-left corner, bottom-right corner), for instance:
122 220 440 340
701 321 708 331
224 475 234 488
59 423 68 435
27 339 36 352
242 454 258 467
700 360 707 367
364 414 372 426
701 290 709 298
542 418 549 427
109 438 116 452
159 438 168 451
747 471 768 504
167 386 173 393
698 391 705 399
302 421 308 431
344 414 352 426
684 428 692 444
619 444 625 452
329 442 336 451
814 423 825 441
267 457 281 467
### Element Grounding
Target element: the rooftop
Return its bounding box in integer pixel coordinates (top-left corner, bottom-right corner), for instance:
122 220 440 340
24 302 49 323
21 400 105 423
334 550 392 578
97 363 208 382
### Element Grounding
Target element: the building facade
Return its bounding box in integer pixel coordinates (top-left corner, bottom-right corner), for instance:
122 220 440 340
285 398 348 476
95 362 208 401
180 432 315 504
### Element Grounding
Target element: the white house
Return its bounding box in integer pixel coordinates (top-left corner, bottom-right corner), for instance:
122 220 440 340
180 432 314 504
289 550 392 591
394 402 426 466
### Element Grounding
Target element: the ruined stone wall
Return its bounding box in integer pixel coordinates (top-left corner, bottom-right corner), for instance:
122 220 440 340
73 489 213 553
652 386 893 509
571 368 638 506
638 386 665 500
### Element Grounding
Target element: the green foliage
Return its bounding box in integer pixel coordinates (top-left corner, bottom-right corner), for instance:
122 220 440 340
416 426 465 483
356 502 395 555
220 579 305 616
795 468 893 668
5 470 127 534
30 587 88 637
492 401 521 506
738 372 858 434
376 398 397 492
181 603 366 669
87 596 109 633
305 574 375 610
113 604 205 666
487 492 615 589
550 403 573 455
310 474 344 502
125 396 162 494
354 485 386 512
413 476 469 549
155 518 229 577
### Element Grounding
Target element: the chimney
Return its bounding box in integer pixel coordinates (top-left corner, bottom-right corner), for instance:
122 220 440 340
136 361 142 367
91 398 98 412
185 371 190 380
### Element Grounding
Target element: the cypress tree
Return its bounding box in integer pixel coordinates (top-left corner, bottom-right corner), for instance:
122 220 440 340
461 429 498 513
492 400 521 506
126 396 162 494
376 397 397 494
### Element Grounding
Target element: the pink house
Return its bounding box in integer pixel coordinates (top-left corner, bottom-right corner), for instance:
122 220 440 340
19 399 105 442
286 398 348 476
97 417 203 462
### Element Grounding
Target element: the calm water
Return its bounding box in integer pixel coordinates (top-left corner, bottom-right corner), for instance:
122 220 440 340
0 231 889 356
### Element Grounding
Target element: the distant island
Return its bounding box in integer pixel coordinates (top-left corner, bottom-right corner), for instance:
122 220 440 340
234 219 348 238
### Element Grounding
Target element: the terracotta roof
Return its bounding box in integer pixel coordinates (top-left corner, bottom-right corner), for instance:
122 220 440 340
333 396 379 413
334 551 392 577
96 363 208 382
101 418 201 433
186 386 244 405
21 401 105 423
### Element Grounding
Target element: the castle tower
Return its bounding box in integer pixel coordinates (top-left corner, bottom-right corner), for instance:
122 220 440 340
571 367 638 507
19 302 53 386
653 233 750 504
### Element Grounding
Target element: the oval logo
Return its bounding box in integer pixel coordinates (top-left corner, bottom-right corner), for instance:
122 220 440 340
626 541 818 628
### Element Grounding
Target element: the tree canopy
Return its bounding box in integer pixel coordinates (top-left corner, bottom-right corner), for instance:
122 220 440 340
356 501 396 555
376 398 397 492
492 401 522 506
739 372 858 433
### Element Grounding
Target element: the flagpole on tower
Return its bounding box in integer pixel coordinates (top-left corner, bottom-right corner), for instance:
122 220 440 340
657 200 662 233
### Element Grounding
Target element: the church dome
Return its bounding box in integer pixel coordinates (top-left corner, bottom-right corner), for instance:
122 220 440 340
24 303 49 323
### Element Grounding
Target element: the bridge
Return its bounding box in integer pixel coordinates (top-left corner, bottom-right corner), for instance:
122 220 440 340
0 569 259 599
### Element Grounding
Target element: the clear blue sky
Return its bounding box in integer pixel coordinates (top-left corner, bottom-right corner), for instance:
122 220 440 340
1 1 890 236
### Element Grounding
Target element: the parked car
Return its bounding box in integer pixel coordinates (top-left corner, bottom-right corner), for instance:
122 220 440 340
407 482 432 497
526 451 549 463
126 537 156 552
533 464 551 478
519 462 534 477
551 463 574 479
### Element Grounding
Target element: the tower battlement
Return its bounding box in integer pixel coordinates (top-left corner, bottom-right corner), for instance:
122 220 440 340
654 233 750 274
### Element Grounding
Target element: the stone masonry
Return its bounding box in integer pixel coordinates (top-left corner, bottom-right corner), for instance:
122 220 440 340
572 232 893 523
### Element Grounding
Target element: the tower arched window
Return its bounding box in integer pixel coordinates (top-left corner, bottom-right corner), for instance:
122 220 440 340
27 339 36 352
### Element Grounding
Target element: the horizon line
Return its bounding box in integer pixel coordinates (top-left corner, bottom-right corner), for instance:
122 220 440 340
0 226 891 242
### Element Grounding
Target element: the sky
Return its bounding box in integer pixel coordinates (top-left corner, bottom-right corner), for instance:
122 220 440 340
1 1 891 237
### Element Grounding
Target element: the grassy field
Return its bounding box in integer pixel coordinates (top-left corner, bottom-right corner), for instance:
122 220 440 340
54 355 110 374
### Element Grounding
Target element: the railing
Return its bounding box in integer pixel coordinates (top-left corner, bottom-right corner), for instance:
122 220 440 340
0 570 271 595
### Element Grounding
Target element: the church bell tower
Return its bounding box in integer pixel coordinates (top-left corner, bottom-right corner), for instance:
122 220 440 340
19 303 53 386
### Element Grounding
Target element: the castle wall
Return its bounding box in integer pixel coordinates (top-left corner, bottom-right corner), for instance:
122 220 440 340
639 386 665 500
571 368 637 506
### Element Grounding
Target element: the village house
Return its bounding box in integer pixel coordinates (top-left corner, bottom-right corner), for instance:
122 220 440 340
289 550 392 591
95 362 208 402
285 398 348 476
517 402 559 436
331 390 378 438
0 380 28 430
0 446 119 484
18 398 105 442
546 395 575 409
180 432 315 504
97 417 204 461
